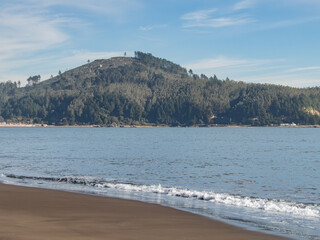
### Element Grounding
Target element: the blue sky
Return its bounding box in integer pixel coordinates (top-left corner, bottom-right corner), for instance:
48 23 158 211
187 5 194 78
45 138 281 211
1 0 320 87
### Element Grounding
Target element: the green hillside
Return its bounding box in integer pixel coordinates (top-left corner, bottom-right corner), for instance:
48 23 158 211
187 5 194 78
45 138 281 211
1 52 320 126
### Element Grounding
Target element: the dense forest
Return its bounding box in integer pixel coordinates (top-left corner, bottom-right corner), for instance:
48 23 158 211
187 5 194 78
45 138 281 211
1 52 320 126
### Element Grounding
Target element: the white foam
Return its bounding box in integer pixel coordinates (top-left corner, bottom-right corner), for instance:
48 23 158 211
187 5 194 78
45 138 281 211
97 182 320 219
3 173 320 219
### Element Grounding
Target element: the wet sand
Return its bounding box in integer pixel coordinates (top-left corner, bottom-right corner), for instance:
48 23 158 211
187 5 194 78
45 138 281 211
0 183 290 240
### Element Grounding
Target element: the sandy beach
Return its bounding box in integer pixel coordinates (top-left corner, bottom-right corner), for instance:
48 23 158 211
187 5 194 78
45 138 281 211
0 183 291 240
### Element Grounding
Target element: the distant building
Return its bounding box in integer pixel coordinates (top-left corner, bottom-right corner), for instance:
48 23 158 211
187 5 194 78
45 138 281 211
280 122 297 127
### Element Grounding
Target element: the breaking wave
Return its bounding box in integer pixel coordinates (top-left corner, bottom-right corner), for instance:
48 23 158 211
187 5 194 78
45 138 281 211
3 173 320 219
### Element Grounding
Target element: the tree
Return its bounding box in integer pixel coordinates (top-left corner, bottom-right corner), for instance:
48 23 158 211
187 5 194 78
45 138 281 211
27 75 41 86
27 75 40 86
27 77 32 86
200 74 208 79
34 75 41 84
188 69 193 76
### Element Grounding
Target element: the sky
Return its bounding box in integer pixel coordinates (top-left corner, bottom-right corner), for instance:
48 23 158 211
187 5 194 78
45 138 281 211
1 0 320 87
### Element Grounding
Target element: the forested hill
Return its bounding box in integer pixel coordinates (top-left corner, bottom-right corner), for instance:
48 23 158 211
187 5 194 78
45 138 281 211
1 52 320 126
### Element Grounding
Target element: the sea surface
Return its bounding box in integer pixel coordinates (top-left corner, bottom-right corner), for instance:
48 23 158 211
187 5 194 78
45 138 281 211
0 127 319 240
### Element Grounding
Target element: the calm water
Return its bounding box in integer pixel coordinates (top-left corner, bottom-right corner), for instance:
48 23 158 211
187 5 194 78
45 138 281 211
0 127 319 240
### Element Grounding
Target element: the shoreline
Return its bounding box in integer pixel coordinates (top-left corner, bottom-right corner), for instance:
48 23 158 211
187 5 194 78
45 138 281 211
0 183 291 240
1 123 319 128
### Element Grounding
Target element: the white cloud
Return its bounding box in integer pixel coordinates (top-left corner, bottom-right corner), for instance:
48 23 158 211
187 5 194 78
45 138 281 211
0 4 71 84
21 0 142 18
185 16 254 28
235 0 320 10
233 0 257 10
0 0 141 59
0 50 132 85
184 56 320 88
139 24 167 31
60 50 133 65
181 56 320 87
0 0 141 83
181 9 217 21
237 74 320 88
184 56 282 71
285 0 320 7
181 8 254 28
0 73 28 83
261 16 320 30
185 57 248 70
288 66 320 72
180 1 320 31
0 7 69 59
0 0 141 56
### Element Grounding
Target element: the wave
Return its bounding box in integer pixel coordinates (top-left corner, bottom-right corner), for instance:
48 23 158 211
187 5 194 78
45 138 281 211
2 173 320 219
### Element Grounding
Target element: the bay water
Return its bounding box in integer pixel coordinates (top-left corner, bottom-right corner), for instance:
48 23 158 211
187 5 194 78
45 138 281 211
0 127 319 240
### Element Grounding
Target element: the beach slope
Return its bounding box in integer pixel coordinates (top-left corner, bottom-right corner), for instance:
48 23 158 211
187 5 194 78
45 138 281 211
0 183 290 240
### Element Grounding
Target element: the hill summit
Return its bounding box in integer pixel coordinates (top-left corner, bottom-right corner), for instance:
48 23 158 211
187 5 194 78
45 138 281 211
1 51 320 126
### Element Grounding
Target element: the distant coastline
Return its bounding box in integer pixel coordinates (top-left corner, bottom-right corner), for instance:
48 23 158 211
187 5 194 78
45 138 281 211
1 122 319 128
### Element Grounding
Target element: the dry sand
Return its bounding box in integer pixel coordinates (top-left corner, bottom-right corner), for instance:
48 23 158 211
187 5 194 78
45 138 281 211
0 183 290 240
